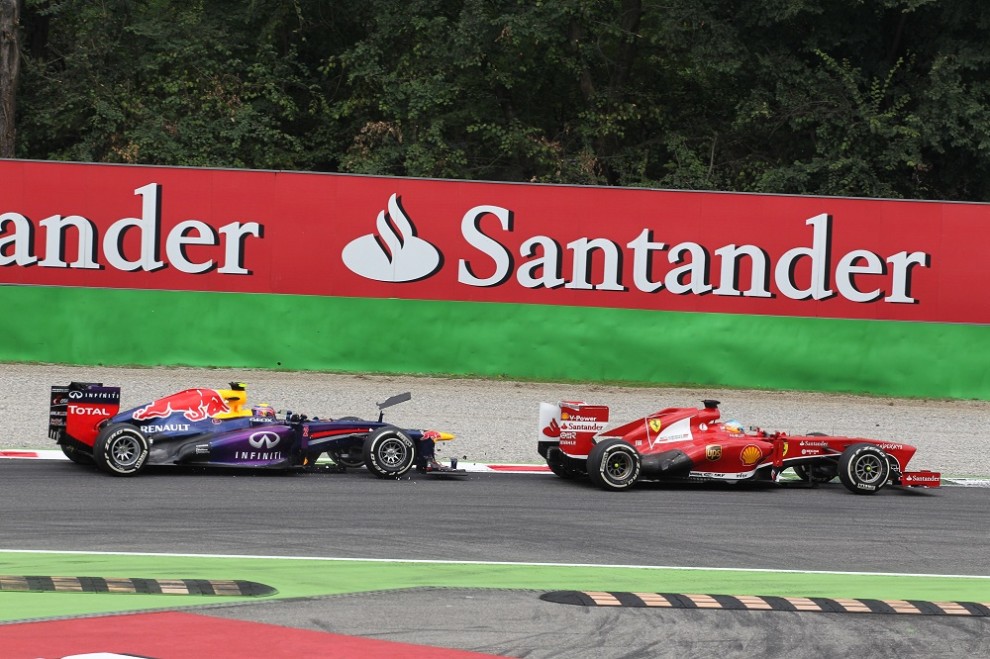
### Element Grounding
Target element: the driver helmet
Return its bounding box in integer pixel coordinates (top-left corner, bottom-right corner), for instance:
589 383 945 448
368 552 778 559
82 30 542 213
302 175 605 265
252 403 276 418
724 420 744 434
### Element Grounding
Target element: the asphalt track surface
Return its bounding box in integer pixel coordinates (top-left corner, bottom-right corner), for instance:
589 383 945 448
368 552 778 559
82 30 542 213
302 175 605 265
2 364 990 657
2 459 989 657
1 460 987 572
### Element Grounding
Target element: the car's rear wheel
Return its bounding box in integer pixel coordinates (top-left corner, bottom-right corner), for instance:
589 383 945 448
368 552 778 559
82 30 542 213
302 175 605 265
363 427 416 478
838 443 891 494
587 439 641 491
93 424 150 476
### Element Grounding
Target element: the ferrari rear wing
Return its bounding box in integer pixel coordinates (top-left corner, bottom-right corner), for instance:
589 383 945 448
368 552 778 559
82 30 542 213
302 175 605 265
538 401 611 459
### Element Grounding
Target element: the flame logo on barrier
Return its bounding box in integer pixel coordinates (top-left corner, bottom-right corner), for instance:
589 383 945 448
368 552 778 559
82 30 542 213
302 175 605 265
342 193 443 283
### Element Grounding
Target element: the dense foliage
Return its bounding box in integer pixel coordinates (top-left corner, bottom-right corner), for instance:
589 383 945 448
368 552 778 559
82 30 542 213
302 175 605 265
9 0 990 200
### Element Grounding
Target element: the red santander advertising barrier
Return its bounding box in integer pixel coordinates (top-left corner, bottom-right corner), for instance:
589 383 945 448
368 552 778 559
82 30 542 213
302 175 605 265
1 159 988 397
1 159 982 322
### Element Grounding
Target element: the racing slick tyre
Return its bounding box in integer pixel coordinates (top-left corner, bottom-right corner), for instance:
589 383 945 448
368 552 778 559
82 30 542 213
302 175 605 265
363 427 416 479
60 443 94 465
838 443 891 495
93 424 150 476
587 439 641 491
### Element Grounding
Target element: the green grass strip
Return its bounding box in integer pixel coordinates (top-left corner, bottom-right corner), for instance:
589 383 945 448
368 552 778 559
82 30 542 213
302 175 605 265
2 285 989 399
1 552 987 622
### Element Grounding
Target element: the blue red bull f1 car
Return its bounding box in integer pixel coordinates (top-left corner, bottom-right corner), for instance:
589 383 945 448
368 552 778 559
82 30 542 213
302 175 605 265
49 381 459 478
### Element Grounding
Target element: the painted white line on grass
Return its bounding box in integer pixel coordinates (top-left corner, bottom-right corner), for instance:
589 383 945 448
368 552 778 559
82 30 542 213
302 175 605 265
0 548 987 581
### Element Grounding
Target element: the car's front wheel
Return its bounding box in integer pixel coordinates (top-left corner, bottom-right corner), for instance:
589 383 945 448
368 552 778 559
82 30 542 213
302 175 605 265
587 439 641 491
838 443 891 494
93 424 150 476
363 427 416 478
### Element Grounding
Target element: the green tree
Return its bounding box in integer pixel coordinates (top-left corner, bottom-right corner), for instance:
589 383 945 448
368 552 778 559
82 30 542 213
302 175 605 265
17 0 339 169
0 0 20 157
11 0 990 201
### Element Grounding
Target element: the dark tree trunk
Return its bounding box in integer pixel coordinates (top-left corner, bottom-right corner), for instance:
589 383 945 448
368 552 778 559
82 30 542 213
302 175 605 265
0 0 21 158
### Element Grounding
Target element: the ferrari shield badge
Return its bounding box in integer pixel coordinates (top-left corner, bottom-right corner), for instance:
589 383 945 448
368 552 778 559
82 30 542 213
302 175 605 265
648 418 662 434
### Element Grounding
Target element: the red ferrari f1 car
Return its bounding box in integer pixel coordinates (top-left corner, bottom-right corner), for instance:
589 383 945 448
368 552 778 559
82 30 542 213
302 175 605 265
537 400 940 494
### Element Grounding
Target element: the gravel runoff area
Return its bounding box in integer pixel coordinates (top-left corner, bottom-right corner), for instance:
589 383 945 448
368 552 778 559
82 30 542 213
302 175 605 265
3 362 989 477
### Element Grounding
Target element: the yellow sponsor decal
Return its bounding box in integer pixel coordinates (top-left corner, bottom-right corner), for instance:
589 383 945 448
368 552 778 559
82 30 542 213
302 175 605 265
648 418 662 433
740 444 763 466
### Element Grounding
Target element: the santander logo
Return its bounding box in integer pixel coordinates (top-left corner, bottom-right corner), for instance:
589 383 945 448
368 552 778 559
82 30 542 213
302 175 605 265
341 193 931 306
341 194 443 283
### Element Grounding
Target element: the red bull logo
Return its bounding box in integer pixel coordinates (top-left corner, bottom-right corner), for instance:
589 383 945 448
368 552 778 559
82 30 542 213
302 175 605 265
133 388 230 422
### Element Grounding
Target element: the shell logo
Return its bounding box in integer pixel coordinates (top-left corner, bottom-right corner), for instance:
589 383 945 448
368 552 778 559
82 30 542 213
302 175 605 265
740 444 763 466
648 418 662 433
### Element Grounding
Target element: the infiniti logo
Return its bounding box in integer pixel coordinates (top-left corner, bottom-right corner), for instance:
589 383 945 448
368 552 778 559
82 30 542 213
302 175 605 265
248 431 280 449
341 193 443 283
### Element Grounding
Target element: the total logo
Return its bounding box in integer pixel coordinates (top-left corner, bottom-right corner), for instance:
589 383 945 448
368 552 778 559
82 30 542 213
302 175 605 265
68 405 112 416
248 431 280 450
340 192 930 304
